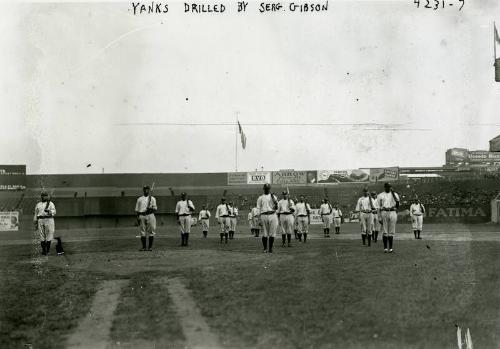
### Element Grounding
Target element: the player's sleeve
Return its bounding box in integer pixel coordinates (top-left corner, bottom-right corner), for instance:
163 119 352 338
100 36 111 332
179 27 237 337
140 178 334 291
190 201 195 211
198 212 202 220
208 211 211 218
33 204 38 222
355 199 361 212
151 197 157 210
50 203 56 216
175 201 180 214
215 206 220 219
135 198 140 213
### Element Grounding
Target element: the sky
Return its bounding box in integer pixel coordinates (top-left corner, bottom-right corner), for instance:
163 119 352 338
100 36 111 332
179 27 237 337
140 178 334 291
1 0 500 174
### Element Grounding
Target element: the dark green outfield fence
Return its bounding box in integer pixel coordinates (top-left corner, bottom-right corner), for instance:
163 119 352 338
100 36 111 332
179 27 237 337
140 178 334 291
1 174 498 230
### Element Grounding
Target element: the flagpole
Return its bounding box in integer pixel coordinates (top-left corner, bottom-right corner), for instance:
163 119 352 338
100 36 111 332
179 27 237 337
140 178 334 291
494 22 497 63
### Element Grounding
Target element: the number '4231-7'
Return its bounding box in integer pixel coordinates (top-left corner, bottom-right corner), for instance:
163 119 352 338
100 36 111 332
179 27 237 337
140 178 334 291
413 0 465 11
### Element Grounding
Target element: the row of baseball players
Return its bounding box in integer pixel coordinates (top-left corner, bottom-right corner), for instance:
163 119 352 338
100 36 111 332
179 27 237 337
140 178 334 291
353 183 425 252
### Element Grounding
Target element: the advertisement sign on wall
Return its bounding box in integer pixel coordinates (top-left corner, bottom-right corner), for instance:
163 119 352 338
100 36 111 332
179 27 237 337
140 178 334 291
247 172 272 184
0 165 26 191
369 167 399 182
227 172 247 186
0 211 19 231
318 169 369 183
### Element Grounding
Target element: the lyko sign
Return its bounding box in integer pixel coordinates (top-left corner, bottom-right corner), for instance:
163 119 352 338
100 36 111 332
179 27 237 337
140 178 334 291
247 172 271 184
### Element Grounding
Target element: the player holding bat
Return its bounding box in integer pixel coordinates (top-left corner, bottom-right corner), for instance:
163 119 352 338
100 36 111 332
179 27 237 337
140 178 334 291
135 184 157 251
34 190 57 255
175 192 195 247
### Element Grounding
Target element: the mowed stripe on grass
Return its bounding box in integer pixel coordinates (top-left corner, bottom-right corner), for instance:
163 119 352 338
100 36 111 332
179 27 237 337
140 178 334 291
66 279 128 349
157 277 222 349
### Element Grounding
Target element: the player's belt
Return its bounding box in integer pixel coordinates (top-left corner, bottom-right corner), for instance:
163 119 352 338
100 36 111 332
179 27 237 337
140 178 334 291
413 213 422 216
37 215 53 220
280 212 293 215
382 208 396 211
261 211 276 215
138 211 153 216
201 218 209 220
220 215 229 218
361 210 372 214
297 214 308 217
320 213 330 215
178 213 191 216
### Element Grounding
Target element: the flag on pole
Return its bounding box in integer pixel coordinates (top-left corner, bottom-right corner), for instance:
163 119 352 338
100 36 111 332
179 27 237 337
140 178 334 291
238 121 247 149
495 23 500 45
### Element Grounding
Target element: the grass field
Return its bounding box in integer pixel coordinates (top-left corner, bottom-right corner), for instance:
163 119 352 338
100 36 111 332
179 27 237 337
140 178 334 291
1 222 500 348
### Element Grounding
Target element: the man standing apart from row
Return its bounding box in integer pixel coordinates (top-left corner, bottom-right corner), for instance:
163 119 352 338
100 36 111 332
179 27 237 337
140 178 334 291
377 182 400 253
135 185 157 251
410 198 425 239
295 196 311 243
198 204 211 238
175 192 195 247
319 198 333 238
257 183 279 253
277 191 295 248
355 188 375 247
34 190 57 255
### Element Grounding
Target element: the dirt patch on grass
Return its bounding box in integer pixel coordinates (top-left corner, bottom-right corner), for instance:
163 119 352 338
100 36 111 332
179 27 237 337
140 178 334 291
157 277 221 349
66 279 128 349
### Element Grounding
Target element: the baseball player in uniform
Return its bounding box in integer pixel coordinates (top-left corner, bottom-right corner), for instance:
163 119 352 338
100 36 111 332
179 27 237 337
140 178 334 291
410 198 425 239
34 191 56 255
215 198 230 244
175 192 195 247
371 192 381 242
293 197 299 240
355 188 375 246
277 191 295 247
319 198 333 238
198 204 211 238
135 185 157 251
295 195 311 243
228 201 238 240
377 182 400 253
332 203 343 234
256 183 279 253
251 205 261 237
248 210 254 235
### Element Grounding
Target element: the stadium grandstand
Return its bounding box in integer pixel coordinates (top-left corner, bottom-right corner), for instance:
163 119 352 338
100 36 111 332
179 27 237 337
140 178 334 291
1 135 500 230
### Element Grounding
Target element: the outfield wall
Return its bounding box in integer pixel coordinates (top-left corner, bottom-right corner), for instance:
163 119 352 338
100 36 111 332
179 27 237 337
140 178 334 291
2 173 498 230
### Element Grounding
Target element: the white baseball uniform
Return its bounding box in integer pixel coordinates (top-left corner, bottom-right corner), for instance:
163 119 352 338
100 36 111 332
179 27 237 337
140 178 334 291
355 196 375 234
277 198 295 235
135 195 157 237
34 201 56 241
198 209 211 231
175 199 194 234
216 204 230 233
332 208 342 227
410 203 425 230
319 203 333 228
229 206 238 231
295 202 311 234
377 191 400 236
257 193 279 237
